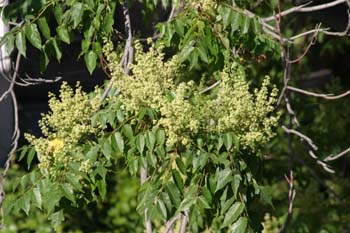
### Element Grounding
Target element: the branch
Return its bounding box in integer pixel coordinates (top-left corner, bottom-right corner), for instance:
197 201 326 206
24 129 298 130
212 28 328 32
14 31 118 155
294 155 341 200
287 86 350 99
282 126 335 173
0 53 20 102
287 24 320 64
164 214 181 233
179 209 189 233
324 147 350 161
198 80 221 94
0 53 21 229
279 171 296 233
140 168 152 233
100 0 134 102
263 0 347 22
282 126 318 151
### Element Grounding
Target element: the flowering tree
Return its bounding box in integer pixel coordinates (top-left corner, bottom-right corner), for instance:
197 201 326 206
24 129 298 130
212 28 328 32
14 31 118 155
1 0 350 232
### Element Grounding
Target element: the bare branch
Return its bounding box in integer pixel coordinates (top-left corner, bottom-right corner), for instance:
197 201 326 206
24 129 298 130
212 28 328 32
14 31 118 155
282 126 318 151
324 147 350 161
287 86 350 99
279 171 296 233
100 0 134 102
165 214 182 233
199 81 221 95
0 52 21 229
0 53 20 102
179 209 189 233
287 24 320 64
263 0 347 22
282 126 335 173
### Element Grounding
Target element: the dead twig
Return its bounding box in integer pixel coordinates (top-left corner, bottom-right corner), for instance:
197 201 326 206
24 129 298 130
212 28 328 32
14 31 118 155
279 171 296 233
324 147 350 161
0 52 21 229
287 86 350 100
263 0 346 22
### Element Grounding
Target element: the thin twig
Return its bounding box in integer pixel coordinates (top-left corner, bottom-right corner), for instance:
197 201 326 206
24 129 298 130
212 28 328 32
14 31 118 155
0 52 21 229
287 86 350 99
279 171 296 233
198 81 221 94
263 0 346 22
294 155 341 200
282 126 335 173
100 0 134 102
282 126 318 151
0 53 20 102
324 147 350 161
287 24 321 64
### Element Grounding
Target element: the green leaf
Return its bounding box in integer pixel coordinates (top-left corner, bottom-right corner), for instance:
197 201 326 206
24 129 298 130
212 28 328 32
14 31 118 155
252 18 261 33
40 47 49 72
31 187 42 209
177 185 197 212
260 186 273 206
25 147 35 170
114 132 124 153
97 180 107 199
222 202 245 228
156 130 165 146
136 134 145 154
230 217 248 233
102 138 112 160
199 152 209 169
38 17 51 39
18 195 30 215
54 4 64 24
231 12 242 32
49 210 65 229
222 7 233 29
102 12 114 34
232 174 242 199
56 25 70 44
60 183 75 203
85 0 95 8
52 38 62 62
123 124 134 139
65 173 82 191
189 49 199 70
176 157 187 174
166 182 181 206
223 133 232 150
172 169 184 191
198 195 211 209
15 31 27 57
241 15 250 34
146 131 156 151
174 20 184 35
197 46 209 63
157 199 167 219
71 2 84 28
215 168 233 192
25 23 42 49
5 33 14 54
84 50 97 74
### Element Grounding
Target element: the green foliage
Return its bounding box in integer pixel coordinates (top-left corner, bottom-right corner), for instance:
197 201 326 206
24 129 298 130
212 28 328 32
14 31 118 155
9 41 279 231
0 0 117 73
3 0 349 232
